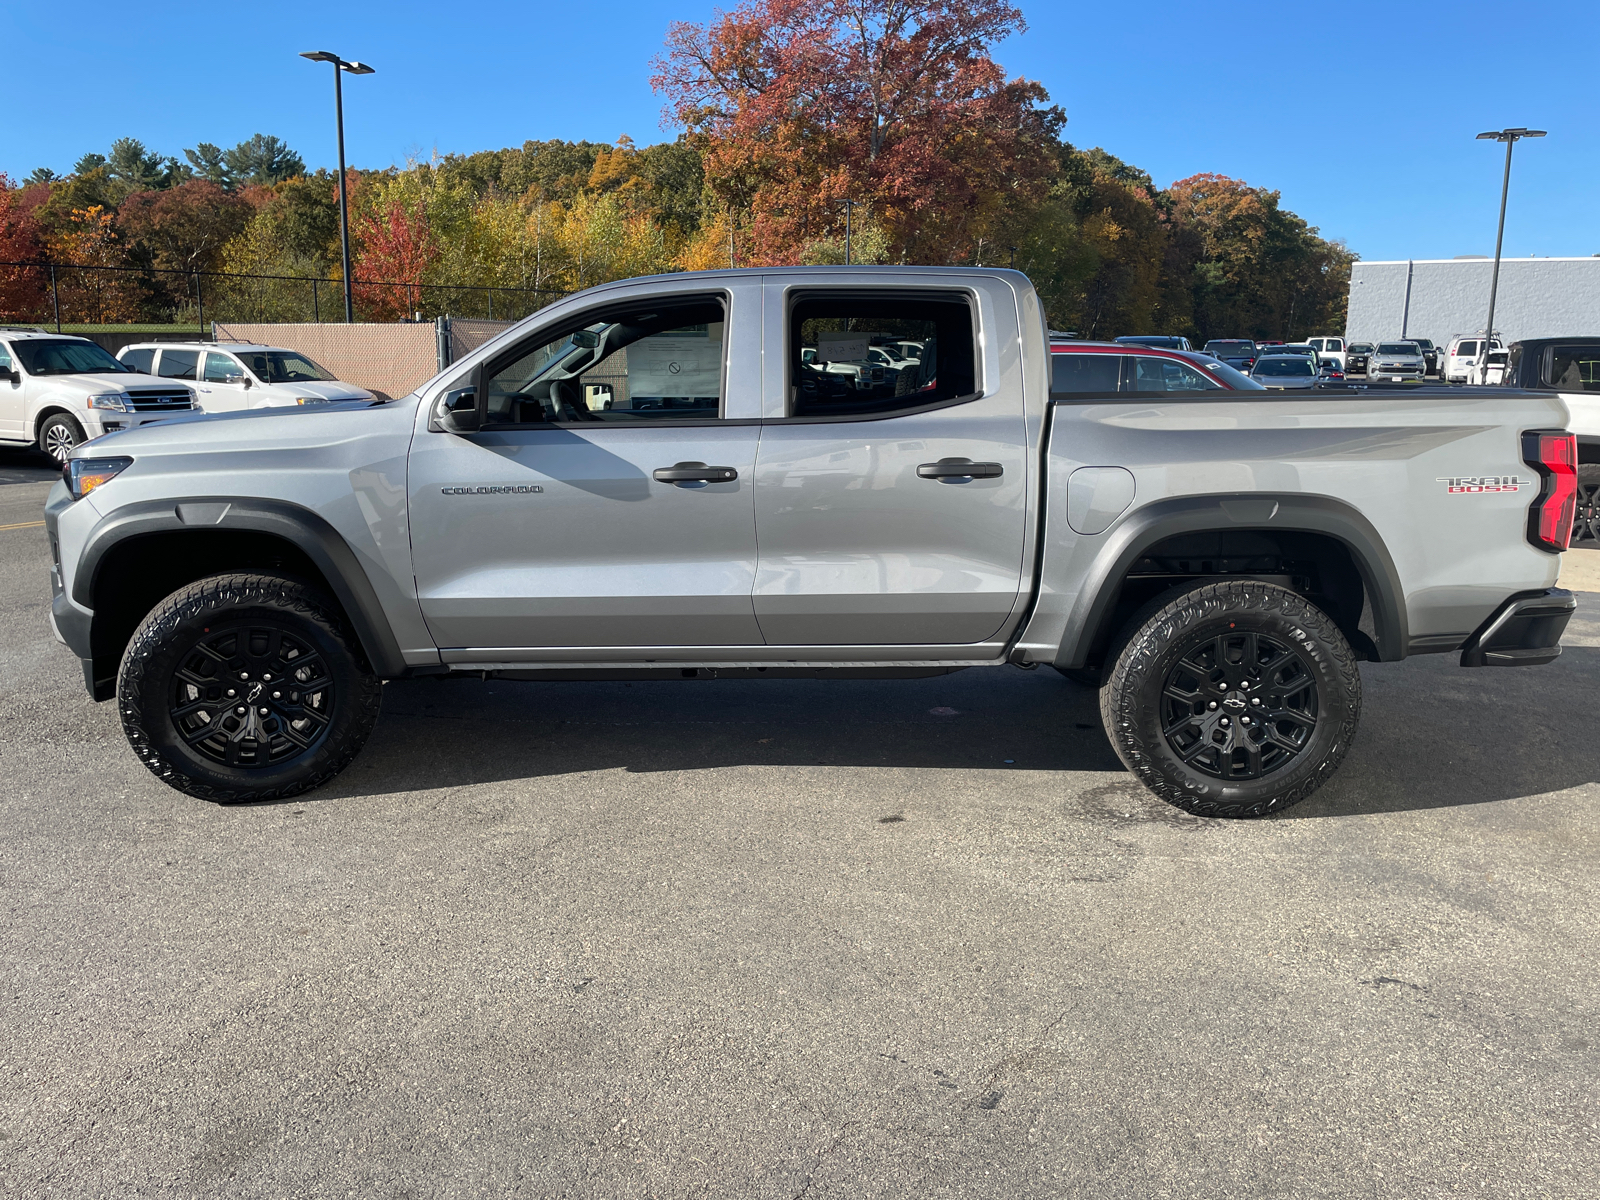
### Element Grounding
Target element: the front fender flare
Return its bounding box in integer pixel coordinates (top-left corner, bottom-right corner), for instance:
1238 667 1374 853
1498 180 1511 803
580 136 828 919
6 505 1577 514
74 496 408 678
1053 492 1407 668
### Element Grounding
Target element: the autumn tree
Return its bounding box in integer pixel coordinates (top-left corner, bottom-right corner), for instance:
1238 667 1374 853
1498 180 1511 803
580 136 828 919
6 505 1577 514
0 176 49 320
653 0 1060 266
1167 174 1353 341
47 206 143 324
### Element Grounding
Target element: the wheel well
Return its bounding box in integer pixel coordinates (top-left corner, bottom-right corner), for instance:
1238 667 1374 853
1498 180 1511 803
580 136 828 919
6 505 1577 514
34 406 77 435
1082 529 1378 669
88 530 369 681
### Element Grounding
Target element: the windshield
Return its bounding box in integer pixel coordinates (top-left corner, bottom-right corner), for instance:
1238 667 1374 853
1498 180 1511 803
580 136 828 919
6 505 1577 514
234 350 337 384
1191 357 1266 390
1348 343 1374 353
1118 336 1182 348
12 339 129 376
1205 340 1256 355
1377 343 1418 355
1254 358 1315 377
1409 339 1434 350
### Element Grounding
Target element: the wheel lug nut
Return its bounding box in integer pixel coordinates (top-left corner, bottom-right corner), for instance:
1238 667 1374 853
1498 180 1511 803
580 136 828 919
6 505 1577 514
239 672 249 680
1219 682 1228 690
1208 701 1218 710
272 691 281 700
258 707 269 716
235 706 246 715
263 674 271 681
226 689 236 697
1221 717 1230 726
1251 697 1261 705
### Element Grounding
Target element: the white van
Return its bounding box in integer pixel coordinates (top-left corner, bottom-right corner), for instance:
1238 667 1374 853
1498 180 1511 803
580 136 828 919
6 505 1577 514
1304 337 1346 371
116 342 373 412
1443 335 1505 385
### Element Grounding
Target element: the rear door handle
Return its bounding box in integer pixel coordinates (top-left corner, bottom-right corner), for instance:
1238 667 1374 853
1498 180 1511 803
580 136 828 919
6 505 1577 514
917 458 1003 480
653 461 739 485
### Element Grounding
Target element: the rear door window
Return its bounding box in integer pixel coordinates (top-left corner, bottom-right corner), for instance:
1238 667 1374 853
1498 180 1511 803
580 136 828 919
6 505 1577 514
1548 346 1600 391
158 349 199 380
1050 353 1123 395
788 294 977 418
120 347 155 373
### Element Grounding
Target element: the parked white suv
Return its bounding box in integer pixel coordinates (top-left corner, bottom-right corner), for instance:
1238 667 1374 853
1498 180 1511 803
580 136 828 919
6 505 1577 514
1305 336 1346 371
116 342 373 412
0 329 196 462
1443 335 1505 384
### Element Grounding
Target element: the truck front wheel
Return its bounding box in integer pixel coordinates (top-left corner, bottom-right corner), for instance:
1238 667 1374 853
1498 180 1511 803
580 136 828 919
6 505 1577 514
1099 581 1361 818
118 573 382 802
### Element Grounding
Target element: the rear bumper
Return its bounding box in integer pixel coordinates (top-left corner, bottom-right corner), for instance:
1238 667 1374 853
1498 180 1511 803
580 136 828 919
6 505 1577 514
1459 588 1575 667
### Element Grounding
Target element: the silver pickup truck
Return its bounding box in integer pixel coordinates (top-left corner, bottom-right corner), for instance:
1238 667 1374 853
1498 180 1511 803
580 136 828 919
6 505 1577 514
44 268 1578 817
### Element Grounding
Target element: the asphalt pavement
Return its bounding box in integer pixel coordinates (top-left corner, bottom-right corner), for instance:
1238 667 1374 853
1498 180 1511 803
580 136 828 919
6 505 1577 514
1 453 1596 1199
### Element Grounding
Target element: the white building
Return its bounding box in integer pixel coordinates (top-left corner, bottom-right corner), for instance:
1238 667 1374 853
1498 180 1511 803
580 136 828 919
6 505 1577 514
1346 257 1600 345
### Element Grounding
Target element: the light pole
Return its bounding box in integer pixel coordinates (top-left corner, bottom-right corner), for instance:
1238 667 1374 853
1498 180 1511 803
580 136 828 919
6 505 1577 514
836 199 859 265
1474 126 1545 382
301 50 375 323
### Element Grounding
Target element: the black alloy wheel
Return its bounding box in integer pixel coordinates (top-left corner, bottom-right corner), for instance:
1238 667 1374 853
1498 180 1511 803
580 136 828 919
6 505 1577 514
1159 630 1318 781
1572 464 1600 547
120 573 382 802
168 623 335 768
1099 580 1361 818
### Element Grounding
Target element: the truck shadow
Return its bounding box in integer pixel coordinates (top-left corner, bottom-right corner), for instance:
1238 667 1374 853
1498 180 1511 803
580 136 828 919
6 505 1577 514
315 642 1600 818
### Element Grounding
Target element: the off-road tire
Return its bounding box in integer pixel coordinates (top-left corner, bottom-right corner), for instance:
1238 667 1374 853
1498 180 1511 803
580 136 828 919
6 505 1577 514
39 413 85 463
119 573 382 802
1099 580 1361 818
1571 464 1600 547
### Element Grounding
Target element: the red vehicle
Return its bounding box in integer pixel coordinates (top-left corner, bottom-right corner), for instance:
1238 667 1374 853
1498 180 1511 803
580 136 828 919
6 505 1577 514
1050 340 1265 394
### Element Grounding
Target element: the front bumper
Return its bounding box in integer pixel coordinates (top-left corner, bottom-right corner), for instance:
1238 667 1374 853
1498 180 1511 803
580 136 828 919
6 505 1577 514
1459 588 1575 667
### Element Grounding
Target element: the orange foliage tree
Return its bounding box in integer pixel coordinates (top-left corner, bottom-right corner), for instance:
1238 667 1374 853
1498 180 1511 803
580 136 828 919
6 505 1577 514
652 0 1059 266
0 176 49 321
48 206 143 324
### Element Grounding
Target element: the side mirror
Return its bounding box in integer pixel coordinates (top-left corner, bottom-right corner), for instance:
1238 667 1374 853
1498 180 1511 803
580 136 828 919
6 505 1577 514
4 368 17 386
572 330 600 349
223 372 251 388
435 385 481 434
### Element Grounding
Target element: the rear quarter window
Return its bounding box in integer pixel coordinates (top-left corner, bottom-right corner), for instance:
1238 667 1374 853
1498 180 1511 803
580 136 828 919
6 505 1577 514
120 347 155 373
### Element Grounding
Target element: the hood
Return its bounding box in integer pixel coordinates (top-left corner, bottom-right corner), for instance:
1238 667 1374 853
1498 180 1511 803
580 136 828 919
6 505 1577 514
276 380 375 401
31 370 183 398
82 395 398 454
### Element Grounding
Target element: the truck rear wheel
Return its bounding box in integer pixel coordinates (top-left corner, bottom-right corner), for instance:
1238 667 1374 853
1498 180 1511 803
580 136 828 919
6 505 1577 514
1099 581 1361 818
1572 464 1600 547
118 573 382 802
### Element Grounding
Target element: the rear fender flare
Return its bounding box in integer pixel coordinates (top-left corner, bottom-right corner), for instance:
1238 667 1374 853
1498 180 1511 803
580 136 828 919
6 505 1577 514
74 497 407 677
1054 493 1407 668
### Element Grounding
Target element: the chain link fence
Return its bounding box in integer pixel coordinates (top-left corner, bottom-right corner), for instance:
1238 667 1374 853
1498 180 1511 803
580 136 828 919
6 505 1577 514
0 260 566 329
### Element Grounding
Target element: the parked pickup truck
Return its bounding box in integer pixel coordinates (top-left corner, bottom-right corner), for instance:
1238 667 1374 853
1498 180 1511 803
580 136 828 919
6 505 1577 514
44 268 1579 818
1499 337 1600 544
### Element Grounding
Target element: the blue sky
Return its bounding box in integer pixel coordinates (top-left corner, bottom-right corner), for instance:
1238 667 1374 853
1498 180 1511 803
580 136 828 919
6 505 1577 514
4 0 1595 262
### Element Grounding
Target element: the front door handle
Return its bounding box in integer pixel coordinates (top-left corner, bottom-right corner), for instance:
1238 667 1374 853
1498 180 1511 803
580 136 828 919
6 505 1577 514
653 461 739 485
917 458 1003 480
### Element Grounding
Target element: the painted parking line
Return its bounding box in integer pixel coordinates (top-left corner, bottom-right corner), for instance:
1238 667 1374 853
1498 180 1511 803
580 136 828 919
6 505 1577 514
0 520 46 531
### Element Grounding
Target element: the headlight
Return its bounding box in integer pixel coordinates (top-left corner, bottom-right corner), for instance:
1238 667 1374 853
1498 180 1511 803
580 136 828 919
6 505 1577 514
63 456 133 500
295 397 330 405
86 392 129 411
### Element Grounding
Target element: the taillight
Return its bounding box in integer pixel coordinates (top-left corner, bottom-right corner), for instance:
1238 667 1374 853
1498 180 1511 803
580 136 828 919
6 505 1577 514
1522 430 1578 552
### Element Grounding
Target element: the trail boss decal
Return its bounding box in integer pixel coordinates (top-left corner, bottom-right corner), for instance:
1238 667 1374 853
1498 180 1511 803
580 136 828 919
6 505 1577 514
1437 476 1530 494
441 484 544 495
